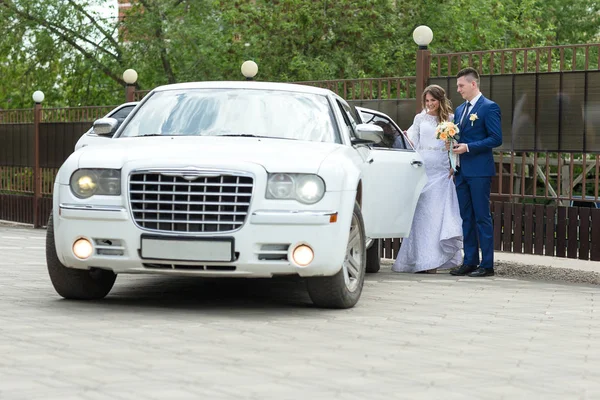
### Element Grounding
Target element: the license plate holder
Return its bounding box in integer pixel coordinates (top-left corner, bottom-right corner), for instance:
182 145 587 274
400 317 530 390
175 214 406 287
140 235 234 262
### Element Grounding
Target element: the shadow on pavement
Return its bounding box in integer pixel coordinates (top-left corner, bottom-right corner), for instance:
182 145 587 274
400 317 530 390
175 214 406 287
51 275 323 313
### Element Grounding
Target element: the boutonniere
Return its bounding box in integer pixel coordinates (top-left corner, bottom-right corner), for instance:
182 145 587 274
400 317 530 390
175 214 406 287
469 113 478 126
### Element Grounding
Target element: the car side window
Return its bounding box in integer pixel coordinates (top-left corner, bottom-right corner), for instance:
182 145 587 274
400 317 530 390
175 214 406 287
360 111 408 150
335 100 357 139
111 106 135 125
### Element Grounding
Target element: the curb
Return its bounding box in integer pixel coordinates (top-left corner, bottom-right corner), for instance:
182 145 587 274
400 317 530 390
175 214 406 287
0 220 35 228
381 258 600 286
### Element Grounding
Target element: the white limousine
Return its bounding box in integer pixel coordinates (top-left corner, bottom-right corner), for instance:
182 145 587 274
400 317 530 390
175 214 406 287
47 81 426 309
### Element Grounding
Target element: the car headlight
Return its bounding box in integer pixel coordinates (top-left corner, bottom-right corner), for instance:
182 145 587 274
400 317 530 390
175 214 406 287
266 173 325 204
70 169 121 198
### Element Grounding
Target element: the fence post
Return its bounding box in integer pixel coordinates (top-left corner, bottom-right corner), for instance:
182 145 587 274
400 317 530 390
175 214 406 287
413 26 433 113
32 91 44 228
126 85 135 102
123 69 138 102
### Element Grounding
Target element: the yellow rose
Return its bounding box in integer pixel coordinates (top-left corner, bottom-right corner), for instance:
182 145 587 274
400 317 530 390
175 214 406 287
439 132 448 140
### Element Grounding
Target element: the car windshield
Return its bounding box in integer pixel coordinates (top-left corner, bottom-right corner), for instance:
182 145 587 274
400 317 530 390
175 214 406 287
119 88 340 143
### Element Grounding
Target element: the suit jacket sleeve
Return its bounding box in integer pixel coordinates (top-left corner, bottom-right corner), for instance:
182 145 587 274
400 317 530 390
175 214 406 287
467 103 502 154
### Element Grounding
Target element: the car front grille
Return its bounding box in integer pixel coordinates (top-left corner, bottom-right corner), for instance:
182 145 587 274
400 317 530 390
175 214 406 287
129 171 253 233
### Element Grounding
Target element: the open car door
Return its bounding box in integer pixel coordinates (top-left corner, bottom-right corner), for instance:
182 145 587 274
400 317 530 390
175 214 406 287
360 148 427 238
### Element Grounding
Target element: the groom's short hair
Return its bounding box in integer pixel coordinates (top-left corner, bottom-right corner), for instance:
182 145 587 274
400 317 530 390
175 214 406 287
457 67 480 86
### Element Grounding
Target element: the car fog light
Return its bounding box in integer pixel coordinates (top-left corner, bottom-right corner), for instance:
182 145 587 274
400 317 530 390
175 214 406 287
292 244 314 267
73 238 93 259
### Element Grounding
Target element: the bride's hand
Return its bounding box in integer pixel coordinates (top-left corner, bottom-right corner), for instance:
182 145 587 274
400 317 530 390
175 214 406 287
448 168 454 178
444 141 451 151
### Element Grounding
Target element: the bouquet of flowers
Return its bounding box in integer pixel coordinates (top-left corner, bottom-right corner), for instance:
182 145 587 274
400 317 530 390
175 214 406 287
435 121 460 171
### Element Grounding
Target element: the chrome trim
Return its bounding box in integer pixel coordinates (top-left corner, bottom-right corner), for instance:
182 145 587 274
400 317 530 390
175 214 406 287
127 168 256 234
130 167 254 176
250 210 337 226
252 210 337 217
59 204 125 212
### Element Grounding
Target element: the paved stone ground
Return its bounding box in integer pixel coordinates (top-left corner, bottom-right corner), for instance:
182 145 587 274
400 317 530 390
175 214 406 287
0 225 599 400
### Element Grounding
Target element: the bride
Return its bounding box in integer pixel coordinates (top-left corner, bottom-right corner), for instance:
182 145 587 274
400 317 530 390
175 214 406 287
393 84 463 274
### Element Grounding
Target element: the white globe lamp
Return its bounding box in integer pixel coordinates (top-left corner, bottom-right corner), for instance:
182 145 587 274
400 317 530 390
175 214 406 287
413 25 433 49
123 69 138 85
241 60 258 80
32 90 45 104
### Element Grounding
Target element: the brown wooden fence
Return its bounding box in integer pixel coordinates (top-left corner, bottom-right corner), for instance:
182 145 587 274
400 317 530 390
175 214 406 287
430 43 600 77
2 42 600 266
133 76 418 102
380 204 600 261
0 106 116 227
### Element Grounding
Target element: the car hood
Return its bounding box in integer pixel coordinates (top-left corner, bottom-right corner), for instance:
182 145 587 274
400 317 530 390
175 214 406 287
75 136 342 173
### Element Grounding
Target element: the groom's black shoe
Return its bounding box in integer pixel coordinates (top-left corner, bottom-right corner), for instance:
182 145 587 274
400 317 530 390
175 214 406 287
449 264 478 276
467 267 495 277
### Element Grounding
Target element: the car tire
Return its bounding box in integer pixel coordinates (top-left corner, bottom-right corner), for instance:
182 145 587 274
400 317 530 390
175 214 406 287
306 202 366 309
366 239 381 273
46 214 116 300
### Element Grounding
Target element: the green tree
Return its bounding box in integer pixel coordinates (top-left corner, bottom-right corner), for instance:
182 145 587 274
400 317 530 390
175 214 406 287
1 0 600 108
0 0 125 107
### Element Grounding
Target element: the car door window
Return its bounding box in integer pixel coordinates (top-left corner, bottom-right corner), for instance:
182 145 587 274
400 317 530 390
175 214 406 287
111 105 136 128
360 111 409 150
335 100 357 139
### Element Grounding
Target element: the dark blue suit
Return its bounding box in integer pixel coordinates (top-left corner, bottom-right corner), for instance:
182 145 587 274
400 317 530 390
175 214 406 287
453 95 502 269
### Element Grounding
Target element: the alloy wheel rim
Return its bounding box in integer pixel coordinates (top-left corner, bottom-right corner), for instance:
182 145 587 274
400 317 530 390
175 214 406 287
342 213 363 292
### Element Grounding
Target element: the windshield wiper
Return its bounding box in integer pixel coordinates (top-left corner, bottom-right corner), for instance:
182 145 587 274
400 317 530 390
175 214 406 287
137 133 170 137
219 134 263 138
218 134 297 140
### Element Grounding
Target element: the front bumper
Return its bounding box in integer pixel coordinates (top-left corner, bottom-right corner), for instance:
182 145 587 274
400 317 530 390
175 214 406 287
54 191 355 278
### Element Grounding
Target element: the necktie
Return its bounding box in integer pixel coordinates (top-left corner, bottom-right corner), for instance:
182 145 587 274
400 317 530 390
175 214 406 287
460 102 471 126
456 102 471 170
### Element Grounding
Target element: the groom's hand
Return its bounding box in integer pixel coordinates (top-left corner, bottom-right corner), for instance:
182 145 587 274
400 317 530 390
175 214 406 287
452 143 468 154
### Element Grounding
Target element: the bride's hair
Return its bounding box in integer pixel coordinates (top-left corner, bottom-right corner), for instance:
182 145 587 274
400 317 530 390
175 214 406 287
421 85 453 123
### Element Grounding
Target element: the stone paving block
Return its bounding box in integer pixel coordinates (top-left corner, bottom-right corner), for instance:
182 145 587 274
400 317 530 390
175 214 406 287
1 225 600 399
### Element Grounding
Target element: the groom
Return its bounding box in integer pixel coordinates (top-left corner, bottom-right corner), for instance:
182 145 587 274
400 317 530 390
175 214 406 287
449 67 502 277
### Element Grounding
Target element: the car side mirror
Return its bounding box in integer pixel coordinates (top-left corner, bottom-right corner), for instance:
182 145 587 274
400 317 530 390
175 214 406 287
353 123 383 145
92 117 119 137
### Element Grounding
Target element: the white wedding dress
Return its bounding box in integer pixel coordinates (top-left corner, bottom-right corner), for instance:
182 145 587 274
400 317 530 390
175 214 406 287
392 111 464 273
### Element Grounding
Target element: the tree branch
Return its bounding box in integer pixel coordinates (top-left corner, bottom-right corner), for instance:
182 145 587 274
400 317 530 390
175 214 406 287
66 0 122 59
6 3 120 61
138 0 176 83
6 5 125 85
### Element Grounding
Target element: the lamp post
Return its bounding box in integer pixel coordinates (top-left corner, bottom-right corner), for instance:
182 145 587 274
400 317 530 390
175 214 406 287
32 90 44 228
413 25 433 113
123 68 138 102
241 60 258 81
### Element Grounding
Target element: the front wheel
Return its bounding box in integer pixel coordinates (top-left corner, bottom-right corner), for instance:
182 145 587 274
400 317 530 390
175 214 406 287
306 202 366 309
46 214 116 300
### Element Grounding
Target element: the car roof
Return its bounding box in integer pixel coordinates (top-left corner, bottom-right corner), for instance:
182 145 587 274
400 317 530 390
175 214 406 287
151 81 333 96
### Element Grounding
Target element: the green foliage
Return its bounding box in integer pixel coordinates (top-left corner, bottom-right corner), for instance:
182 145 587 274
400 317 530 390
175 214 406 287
1 0 600 108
